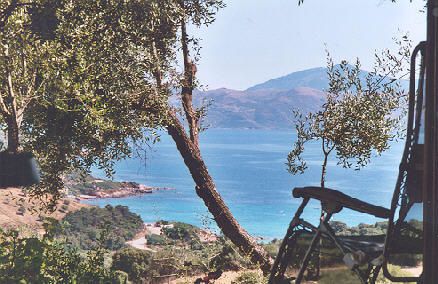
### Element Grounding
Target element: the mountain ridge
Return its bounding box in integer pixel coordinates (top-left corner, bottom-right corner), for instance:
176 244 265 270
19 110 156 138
192 66 329 129
188 66 405 129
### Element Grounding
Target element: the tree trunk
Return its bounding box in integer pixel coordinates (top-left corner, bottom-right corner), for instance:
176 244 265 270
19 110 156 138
311 151 329 280
7 115 19 153
166 111 273 273
320 153 328 190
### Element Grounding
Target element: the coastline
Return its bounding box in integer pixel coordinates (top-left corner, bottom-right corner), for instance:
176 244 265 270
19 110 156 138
66 174 175 200
75 184 175 200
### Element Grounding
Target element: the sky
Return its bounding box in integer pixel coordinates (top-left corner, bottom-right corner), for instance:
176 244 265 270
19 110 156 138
191 0 426 90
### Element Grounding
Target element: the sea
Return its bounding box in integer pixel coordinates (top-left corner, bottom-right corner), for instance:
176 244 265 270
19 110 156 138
86 129 404 240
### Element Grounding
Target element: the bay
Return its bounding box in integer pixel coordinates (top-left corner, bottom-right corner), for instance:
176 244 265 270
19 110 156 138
86 129 404 240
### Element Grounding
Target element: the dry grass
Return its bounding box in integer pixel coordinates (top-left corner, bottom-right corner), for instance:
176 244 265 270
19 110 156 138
0 188 87 234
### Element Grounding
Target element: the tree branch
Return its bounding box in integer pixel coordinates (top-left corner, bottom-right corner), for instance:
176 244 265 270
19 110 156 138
180 11 200 148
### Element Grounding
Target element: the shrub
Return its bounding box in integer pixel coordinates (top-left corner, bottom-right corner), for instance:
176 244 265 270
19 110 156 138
56 205 143 250
262 239 281 259
146 234 167 245
111 248 153 283
210 239 254 271
0 229 119 283
111 270 129 284
232 271 266 284
163 222 199 242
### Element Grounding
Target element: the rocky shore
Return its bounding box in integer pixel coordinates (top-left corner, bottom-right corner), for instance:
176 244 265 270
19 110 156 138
87 182 174 199
65 174 174 200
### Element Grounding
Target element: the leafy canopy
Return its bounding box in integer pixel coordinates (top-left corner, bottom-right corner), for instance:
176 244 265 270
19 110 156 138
287 38 411 175
0 0 199 206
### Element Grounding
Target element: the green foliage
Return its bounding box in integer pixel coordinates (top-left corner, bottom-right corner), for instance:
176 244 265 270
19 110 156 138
163 222 200 242
232 271 267 284
112 248 153 283
262 239 281 259
318 268 361 284
56 205 143 250
375 264 416 284
146 234 168 246
0 226 127 283
389 253 422 267
287 40 410 176
65 173 131 195
0 0 227 210
330 221 388 236
210 239 255 271
0 0 180 207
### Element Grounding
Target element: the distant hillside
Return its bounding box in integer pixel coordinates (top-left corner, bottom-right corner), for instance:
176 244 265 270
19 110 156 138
194 86 325 129
190 67 329 129
246 67 329 92
189 66 406 129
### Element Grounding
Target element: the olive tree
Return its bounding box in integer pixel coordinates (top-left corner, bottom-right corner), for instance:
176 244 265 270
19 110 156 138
287 40 411 187
0 0 166 207
0 0 273 272
286 41 410 279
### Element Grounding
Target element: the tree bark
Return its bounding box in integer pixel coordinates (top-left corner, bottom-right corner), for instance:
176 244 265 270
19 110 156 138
320 153 328 190
6 115 19 153
166 110 273 273
180 14 199 149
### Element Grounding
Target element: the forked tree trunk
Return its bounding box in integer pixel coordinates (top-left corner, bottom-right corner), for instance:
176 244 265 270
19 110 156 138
148 8 273 272
166 111 273 273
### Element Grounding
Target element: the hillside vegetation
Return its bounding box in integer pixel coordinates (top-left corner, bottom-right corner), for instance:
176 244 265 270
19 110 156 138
55 205 144 250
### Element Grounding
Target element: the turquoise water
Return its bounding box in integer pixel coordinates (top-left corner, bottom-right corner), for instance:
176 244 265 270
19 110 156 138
86 129 404 240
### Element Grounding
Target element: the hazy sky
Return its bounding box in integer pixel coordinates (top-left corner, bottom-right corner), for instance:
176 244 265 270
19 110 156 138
192 0 426 90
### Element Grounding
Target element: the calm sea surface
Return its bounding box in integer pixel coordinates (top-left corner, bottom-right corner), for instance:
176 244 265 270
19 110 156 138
86 129 404 240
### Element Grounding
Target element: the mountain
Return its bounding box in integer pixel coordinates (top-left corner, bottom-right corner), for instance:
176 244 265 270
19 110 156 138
188 66 406 129
246 67 329 92
187 67 328 129
194 86 325 129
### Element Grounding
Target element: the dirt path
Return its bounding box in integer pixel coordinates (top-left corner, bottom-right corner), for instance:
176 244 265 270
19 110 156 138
125 223 164 252
125 235 156 252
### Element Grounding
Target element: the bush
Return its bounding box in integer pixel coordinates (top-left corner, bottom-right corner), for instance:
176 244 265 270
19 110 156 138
56 205 143 250
232 271 266 284
210 239 255 271
111 270 129 284
330 221 388 236
163 222 199 242
146 234 167 245
262 239 281 259
111 248 153 283
0 228 119 283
